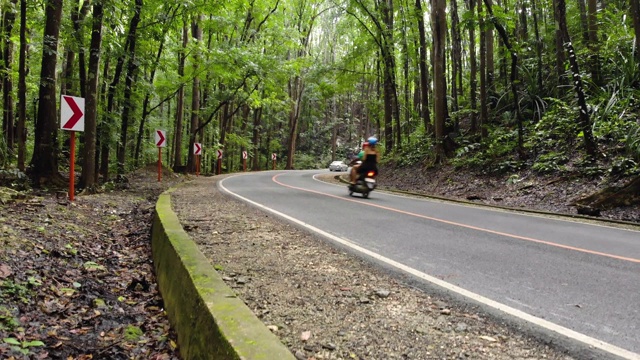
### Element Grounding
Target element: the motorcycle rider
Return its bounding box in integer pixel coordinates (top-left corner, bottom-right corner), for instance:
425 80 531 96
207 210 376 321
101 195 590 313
350 137 380 184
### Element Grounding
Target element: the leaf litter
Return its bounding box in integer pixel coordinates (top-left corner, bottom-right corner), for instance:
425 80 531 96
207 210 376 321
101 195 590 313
0 166 183 359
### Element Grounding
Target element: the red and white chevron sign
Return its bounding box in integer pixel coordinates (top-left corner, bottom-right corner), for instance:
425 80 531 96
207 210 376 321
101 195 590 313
155 130 167 147
194 143 202 155
60 95 85 132
242 150 247 159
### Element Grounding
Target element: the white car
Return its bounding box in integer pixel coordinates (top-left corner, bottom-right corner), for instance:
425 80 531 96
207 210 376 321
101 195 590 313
329 161 348 172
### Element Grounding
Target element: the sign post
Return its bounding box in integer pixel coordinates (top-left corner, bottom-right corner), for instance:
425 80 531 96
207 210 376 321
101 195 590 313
242 150 247 172
60 95 85 201
194 143 202 176
216 149 223 175
272 153 277 170
155 130 167 182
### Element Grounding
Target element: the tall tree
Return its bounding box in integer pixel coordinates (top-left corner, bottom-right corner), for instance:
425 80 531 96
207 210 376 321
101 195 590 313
16 0 26 171
187 15 202 173
2 0 18 153
432 0 447 158
172 23 188 172
30 0 64 185
117 0 142 175
555 0 597 157
478 0 488 138
80 1 104 190
467 0 478 133
415 0 431 134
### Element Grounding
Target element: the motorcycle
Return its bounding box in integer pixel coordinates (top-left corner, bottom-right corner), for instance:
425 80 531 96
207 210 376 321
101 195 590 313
348 169 377 198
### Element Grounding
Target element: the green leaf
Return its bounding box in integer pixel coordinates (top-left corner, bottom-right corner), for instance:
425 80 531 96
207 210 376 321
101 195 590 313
23 340 45 347
3 337 20 345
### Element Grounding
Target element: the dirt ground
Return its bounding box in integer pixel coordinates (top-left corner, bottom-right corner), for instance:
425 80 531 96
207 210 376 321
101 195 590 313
1 164 638 359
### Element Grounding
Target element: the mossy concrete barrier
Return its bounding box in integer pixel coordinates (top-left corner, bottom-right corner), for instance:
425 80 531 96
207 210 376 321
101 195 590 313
151 192 295 360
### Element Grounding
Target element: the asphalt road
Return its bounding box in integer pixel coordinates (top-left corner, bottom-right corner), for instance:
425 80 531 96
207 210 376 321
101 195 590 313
218 170 640 358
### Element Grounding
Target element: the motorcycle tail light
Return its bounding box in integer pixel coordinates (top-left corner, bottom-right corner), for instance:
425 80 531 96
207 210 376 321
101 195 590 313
367 171 375 177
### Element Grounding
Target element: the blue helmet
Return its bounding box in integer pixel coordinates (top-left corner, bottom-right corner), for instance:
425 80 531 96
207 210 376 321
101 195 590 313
367 136 378 146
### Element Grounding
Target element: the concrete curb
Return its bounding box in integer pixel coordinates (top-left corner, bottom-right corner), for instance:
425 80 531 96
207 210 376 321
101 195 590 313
151 191 296 360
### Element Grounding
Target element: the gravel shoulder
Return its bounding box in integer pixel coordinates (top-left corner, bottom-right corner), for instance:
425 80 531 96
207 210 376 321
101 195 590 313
171 175 579 360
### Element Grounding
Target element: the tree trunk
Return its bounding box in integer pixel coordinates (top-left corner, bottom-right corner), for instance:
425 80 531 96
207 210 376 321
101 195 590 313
552 0 567 91
484 0 525 158
251 105 263 170
478 0 488 139
632 0 640 61
172 23 188 172
17 0 26 171
532 0 543 101
2 0 17 154
30 0 63 185
450 0 462 120
187 16 202 173
587 0 601 85
555 0 597 158
80 1 103 190
287 75 304 169
116 0 142 175
432 0 447 159
134 7 179 167
467 0 477 133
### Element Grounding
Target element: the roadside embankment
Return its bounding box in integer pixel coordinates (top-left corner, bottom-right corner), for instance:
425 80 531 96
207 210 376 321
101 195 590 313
151 190 295 360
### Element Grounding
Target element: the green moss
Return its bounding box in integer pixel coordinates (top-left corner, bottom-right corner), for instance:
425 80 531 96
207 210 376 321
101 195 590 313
124 325 143 341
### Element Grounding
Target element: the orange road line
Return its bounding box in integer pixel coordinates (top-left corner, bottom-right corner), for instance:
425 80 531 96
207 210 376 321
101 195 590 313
272 174 640 264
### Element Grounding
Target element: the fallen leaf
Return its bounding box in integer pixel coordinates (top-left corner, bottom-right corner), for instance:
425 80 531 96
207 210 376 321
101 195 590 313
300 330 311 341
479 335 498 342
0 264 12 278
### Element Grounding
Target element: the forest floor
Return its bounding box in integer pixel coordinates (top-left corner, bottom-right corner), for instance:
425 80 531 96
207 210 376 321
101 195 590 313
0 164 638 359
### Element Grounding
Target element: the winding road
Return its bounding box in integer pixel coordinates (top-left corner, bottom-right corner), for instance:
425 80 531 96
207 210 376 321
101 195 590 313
218 170 640 359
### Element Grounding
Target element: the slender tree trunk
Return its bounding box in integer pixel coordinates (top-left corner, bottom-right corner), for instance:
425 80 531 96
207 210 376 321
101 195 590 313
172 23 188 171
187 15 202 173
484 0 525 158
587 0 601 85
134 6 178 167
632 0 640 61
532 0 543 99
117 0 142 175
485 0 494 105
2 0 17 154
552 0 567 91
287 75 304 169
467 0 478 133
30 0 63 185
478 0 488 138
518 0 528 41
251 105 263 170
432 0 447 159
80 1 103 190
555 0 597 157
17 0 26 171
450 0 462 120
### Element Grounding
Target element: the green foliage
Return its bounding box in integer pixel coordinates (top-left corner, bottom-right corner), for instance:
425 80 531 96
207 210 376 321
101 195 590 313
531 152 569 173
451 128 523 174
294 153 326 170
3 337 45 356
0 306 20 332
626 122 640 161
124 325 144 341
0 280 32 304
